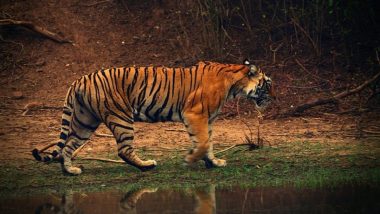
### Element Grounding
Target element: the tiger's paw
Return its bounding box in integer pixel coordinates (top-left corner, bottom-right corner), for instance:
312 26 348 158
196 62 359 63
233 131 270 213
138 160 157 172
212 158 227 167
203 158 227 169
65 166 82 175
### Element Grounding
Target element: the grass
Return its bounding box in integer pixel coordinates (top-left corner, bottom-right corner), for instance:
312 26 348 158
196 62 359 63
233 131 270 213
0 141 379 197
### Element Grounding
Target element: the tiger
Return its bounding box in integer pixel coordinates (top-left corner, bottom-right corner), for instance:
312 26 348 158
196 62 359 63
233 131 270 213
32 60 274 175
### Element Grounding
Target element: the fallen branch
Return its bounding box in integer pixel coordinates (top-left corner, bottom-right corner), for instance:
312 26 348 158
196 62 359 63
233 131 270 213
361 129 380 135
0 19 72 44
79 157 125 163
80 0 111 7
214 143 252 155
94 131 113 138
22 102 62 116
276 71 380 117
72 141 90 158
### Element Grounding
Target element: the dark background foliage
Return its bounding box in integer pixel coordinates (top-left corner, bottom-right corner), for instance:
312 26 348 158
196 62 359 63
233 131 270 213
0 0 379 115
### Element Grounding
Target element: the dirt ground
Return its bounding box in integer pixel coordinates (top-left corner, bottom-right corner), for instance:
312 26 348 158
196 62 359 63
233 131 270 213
0 1 379 164
0 104 378 163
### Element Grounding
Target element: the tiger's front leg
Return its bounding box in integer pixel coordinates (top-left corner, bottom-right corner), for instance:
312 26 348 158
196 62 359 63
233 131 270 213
183 112 209 164
202 126 227 168
183 112 226 168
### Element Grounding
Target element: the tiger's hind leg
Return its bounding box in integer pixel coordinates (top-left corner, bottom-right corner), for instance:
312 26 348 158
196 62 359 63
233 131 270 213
61 104 100 175
104 110 157 171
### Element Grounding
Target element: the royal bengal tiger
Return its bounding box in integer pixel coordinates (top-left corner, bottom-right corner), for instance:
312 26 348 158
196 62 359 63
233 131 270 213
32 60 274 175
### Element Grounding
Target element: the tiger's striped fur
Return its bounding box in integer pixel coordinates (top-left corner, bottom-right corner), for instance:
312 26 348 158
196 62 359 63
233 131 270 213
32 61 274 175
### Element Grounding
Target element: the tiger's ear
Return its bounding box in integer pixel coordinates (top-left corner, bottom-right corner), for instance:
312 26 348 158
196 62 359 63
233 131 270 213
248 64 258 76
243 59 250 65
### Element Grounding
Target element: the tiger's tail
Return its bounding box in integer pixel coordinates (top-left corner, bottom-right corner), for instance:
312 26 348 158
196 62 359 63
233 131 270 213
32 87 75 162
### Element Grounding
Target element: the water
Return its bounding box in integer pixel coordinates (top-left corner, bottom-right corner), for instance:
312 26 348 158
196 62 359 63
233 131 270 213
1 185 379 213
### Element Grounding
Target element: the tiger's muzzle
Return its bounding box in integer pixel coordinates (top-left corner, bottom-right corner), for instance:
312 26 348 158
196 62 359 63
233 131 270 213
248 79 275 110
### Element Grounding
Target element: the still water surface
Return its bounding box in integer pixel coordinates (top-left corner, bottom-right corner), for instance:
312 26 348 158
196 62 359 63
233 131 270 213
1 185 379 213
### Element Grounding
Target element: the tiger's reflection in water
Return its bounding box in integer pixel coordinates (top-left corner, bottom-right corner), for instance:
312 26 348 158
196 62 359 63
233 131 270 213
193 185 216 214
35 191 81 214
34 186 216 214
119 188 158 213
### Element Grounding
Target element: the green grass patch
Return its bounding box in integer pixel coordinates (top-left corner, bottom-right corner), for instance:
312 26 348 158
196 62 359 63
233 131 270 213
0 141 379 197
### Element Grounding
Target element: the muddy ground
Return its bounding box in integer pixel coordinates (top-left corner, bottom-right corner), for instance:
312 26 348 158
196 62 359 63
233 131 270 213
0 105 378 164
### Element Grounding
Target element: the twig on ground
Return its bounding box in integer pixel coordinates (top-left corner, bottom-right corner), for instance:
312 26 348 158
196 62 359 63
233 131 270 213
164 129 187 132
94 131 113 138
214 143 252 155
22 102 62 116
80 0 111 7
72 141 90 158
79 157 125 163
0 19 72 43
360 129 380 135
336 108 371 115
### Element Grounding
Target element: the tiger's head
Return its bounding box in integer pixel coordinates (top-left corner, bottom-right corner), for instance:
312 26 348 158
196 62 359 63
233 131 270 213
231 60 275 111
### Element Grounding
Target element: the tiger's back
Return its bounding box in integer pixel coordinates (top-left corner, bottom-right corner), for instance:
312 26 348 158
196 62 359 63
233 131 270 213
74 61 243 123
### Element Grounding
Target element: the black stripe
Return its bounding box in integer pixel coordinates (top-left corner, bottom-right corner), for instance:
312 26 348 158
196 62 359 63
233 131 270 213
167 105 174 121
172 68 176 97
93 73 103 117
117 143 131 152
52 150 59 157
207 101 211 118
121 67 127 95
153 76 171 119
60 132 68 140
62 119 70 126
128 67 139 95
108 121 134 131
63 109 72 116
193 65 198 89
137 67 149 109
119 135 134 142
64 143 75 151
139 67 148 90
191 85 200 107
145 80 162 117
149 67 158 96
